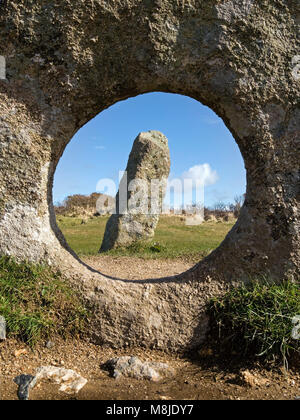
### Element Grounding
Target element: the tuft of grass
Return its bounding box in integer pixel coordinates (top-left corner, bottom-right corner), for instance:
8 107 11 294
208 279 300 367
0 256 88 346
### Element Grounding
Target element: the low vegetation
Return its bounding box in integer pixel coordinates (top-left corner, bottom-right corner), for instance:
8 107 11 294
209 279 300 366
0 257 87 345
57 215 235 261
1 212 299 370
55 193 108 217
55 193 245 219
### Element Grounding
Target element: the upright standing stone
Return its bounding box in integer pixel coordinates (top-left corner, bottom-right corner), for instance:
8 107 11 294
100 131 170 252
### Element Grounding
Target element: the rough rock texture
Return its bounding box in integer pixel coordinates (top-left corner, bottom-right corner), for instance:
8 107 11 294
0 1 299 351
14 375 35 401
34 366 87 394
0 316 6 340
14 367 87 400
239 370 269 388
104 356 173 382
100 130 170 252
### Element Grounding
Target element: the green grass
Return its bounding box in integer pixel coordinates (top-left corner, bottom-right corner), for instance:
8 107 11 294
0 256 87 345
57 215 234 261
209 279 300 366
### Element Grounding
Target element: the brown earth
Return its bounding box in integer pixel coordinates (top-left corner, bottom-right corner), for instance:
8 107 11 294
1 257 299 400
1 337 299 401
0 256 299 401
83 256 194 280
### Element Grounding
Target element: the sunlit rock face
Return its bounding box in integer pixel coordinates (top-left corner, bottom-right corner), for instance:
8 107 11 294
100 130 170 252
0 1 298 351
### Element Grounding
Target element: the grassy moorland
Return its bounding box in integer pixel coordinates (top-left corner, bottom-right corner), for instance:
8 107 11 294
0 257 87 345
0 217 298 367
56 215 235 261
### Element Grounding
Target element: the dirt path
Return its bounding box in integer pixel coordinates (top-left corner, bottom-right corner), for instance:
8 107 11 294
82 256 194 280
1 338 299 400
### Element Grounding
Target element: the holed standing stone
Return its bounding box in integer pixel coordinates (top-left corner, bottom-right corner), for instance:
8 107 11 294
100 131 170 252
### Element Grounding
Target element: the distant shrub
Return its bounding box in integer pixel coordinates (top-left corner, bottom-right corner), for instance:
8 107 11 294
54 193 108 216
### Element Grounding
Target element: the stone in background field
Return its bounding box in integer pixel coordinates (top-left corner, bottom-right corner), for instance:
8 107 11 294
100 130 170 252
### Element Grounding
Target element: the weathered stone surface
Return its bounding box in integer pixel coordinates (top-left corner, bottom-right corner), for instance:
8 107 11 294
14 375 36 401
239 370 269 388
100 130 170 252
14 367 87 400
0 1 299 352
34 366 87 394
0 316 6 340
104 356 173 382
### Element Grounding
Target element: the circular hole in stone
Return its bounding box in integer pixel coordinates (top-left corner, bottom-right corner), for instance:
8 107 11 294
53 93 246 281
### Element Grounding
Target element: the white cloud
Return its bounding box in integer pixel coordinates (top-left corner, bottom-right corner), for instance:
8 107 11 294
95 145 106 150
182 163 219 187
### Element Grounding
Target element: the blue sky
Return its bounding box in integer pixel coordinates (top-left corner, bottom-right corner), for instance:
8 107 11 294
53 92 246 208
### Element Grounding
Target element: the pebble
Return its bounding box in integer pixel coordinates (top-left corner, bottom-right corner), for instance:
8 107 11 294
103 356 174 382
14 375 36 401
14 349 27 358
46 341 55 349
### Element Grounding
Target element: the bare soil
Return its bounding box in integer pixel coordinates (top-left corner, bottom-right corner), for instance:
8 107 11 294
1 337 299 401
83 255 194 280
1 256 299 401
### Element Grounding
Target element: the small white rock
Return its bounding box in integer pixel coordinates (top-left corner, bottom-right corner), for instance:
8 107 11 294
34 366 87 394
